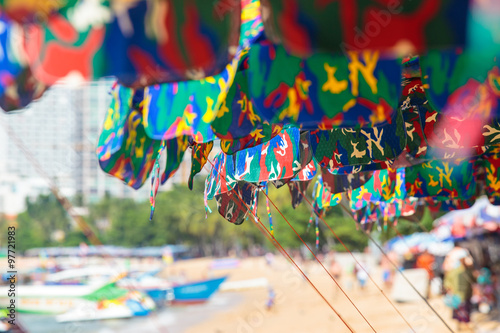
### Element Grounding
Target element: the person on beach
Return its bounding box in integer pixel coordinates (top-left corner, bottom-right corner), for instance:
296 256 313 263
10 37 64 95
417 249 435 280
381 251 398 288
443 242 475 331
266 287 276 311
476 267 496 313
329 252 342 281
355 260 369 290
329 252 343 298
416 249 435 298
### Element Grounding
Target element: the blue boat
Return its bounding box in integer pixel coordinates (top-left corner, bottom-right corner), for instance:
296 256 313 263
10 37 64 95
171 276 227 304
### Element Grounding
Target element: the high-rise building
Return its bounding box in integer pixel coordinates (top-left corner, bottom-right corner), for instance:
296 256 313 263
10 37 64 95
0 79 196 215
0 83 81 215
76 79 152 204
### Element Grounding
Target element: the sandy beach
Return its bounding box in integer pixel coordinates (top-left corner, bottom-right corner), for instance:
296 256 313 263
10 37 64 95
7 255 500 333
162 255 500 333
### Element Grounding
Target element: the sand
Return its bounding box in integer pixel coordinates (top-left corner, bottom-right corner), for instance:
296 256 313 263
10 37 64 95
163 255 500 333
7 255 500 332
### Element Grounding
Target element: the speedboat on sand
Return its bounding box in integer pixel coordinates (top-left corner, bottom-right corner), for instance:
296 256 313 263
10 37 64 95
44 266 227 305
0 266 227 320
0 280 155 320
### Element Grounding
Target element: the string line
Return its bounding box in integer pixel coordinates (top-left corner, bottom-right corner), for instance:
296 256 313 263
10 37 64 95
204 159 355 333
337 202 455 333
0 119 168 331
292 182 416 333
261 188 377 332
389 222 416 253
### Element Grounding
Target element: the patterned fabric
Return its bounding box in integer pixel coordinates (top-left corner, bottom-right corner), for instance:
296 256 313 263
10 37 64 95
349 168 405 210
405 160 477 200
20 9 107 86
149 142 166 220
220 123 284 155
142 48 241 143
0 14 21 93
246 41 402 129
161 136 190 184
96 84 135 161
97 86 192 191
264 183 274 235
398 199 420 218
287 180 311 209
330 161 393 175
0 0 77 23
106 0 242 86
0 14 46 111
97 108 162 190
354 204 383 224
426 198 476 213
402 56 500 159
293 160 317 181
205 151 237 201
142 0 263 143
480 147 500 205
13 0 241 87
269 178 290 189
188 141 214 190
239 0 264 46
353 198 418 224
214 66 284 154
421 50 500 117
233 126 301 182
212 67 263 142
212 67 284 153
311 109 406 169
215 181 258 225
400 64 429 158
312 175 342 214
268 153 316 188
321 168 372 195
0 67 46 112
261 0 469 57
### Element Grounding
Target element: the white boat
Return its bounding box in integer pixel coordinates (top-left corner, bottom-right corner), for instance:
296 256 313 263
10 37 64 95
0 266 143 315
45 266 172 305
56 305 133 323
0 284 104 314
45 266 127 286
55 291 156 323
55 289 155 322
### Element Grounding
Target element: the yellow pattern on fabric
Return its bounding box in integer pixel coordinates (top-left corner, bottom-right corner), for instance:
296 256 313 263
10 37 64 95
347 51 379 97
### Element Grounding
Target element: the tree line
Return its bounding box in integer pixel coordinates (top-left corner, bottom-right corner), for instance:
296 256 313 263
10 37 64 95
0 179 434 255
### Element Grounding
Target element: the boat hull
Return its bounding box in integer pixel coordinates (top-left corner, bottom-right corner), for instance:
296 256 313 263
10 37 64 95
172 277 226 304
0 296 94 314
0 285 99 314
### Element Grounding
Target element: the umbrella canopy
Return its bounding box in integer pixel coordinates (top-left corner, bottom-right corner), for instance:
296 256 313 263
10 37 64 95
433 197 500 239
386 232 454 257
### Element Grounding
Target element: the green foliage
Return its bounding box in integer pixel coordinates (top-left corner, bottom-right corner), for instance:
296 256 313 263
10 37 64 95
9 179 382 255
8 194 74 251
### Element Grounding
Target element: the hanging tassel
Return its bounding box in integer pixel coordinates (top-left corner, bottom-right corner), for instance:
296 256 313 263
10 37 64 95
203 170 212 218
306 212 314 232
149 141 165 220
204 193 212 218
315 215 320 250
251 187 259 224
265 185 274 237
383 205 389 231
